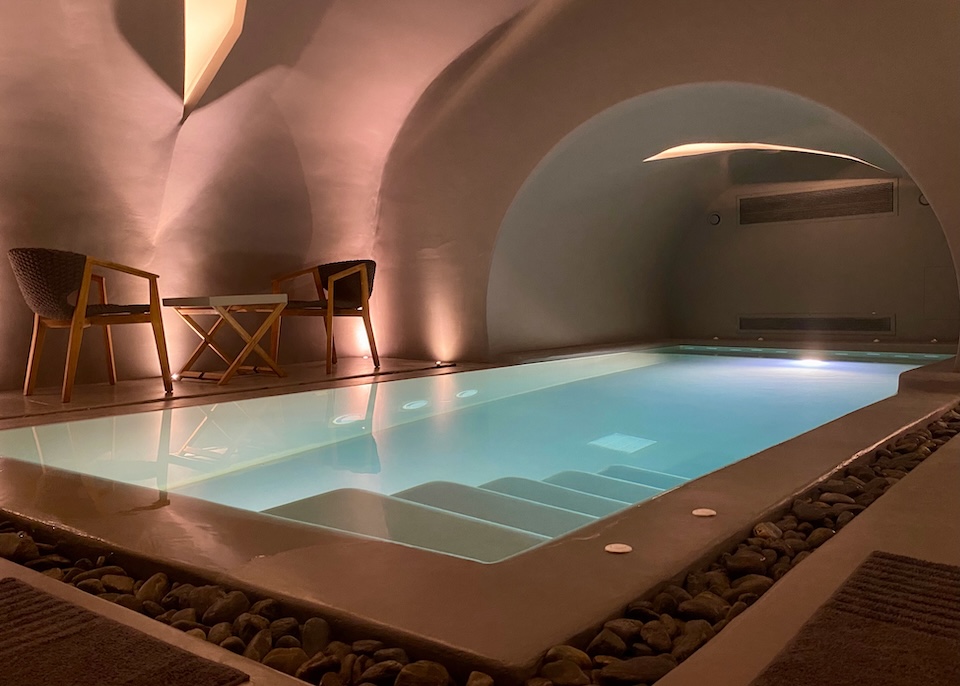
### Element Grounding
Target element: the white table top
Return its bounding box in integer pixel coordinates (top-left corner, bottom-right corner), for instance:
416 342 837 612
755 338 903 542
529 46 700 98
163 293 288 308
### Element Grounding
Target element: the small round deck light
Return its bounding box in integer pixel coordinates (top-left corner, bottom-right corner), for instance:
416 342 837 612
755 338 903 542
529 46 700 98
692 508 717 517
605 543 633 554
401 400 428 410
456 389 478 398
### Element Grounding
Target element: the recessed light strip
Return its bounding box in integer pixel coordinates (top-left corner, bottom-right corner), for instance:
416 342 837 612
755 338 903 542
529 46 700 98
643 142 886 171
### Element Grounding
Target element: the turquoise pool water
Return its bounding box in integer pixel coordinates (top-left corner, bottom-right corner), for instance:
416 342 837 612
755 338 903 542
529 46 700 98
0 347 946 562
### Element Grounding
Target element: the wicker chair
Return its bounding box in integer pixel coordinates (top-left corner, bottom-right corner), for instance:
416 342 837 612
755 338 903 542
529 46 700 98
268 259 379 375
7 248 173 402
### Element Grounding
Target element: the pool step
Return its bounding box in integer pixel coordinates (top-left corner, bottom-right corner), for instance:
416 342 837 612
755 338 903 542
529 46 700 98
394 481 594 537
480 477 625 517
598 465 688 491
543 471 663 503
264 488 546 563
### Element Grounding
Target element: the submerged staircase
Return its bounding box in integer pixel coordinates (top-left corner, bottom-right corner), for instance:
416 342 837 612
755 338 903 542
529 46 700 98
264 464 689 563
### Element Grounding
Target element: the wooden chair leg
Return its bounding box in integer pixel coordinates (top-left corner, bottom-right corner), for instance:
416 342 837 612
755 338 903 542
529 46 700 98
62 315 86 403
362 309 380 368
324 309 335 375
23 314 46 396
103 325 117 385
149 282 173 394
62 261 96 403
95 274 117 385
321 316 338 365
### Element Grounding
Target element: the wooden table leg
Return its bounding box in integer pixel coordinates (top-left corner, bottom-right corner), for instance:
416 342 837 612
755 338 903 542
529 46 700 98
173 310 233 375
214 304 287 384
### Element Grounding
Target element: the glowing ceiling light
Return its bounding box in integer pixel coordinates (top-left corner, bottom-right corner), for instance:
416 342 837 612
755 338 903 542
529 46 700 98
183 0 247 116
643 142 885 171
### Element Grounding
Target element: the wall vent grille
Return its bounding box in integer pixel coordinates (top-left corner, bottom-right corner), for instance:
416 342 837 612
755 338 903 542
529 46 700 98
739 181 896 225
738 315 895 335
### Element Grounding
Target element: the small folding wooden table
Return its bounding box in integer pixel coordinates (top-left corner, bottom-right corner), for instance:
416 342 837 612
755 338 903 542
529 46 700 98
163 293 288 385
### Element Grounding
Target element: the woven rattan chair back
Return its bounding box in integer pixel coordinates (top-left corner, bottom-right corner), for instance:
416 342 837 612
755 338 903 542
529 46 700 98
8 248 87 321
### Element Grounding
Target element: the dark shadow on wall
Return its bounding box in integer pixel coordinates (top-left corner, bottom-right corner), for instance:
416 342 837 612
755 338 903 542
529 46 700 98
371 12 529 360
160 127 314 288
375 11 526 189
113 0 185 98
156 99 314 365
195 0 332 109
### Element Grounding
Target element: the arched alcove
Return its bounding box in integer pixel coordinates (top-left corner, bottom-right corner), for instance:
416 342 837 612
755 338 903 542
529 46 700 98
376 1 960 364
486 83 958 354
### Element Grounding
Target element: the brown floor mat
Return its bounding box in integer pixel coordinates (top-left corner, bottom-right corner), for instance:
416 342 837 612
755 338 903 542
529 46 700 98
750 550 960 686
0 577 249 686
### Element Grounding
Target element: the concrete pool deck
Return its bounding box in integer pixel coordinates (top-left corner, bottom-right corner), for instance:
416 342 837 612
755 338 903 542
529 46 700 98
1 349 959 682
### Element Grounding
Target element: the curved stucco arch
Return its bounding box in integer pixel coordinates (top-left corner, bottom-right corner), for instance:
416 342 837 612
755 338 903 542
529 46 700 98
486 82 956 354
376 0 960 362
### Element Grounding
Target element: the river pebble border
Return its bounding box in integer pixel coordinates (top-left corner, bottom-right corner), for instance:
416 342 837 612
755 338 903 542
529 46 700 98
2 406 958 686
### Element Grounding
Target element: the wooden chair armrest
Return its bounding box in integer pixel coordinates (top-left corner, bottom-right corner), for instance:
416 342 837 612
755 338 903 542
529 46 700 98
324 264 370 304
88 258 159 280
273 263 371 300
271 265 322 292
324 263 366 284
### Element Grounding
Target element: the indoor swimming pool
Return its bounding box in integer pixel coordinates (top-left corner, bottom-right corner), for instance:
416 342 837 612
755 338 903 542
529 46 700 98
0 347 947 562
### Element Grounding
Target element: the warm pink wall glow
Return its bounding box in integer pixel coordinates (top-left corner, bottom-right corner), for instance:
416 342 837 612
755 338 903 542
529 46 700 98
0 0 530 391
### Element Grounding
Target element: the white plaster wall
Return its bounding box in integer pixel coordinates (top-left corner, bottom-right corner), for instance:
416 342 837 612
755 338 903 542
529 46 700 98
668 176 959 342
379 0 960 361
486 83 918 355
